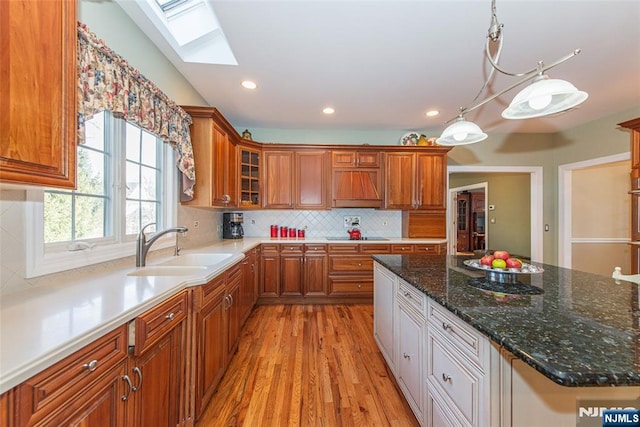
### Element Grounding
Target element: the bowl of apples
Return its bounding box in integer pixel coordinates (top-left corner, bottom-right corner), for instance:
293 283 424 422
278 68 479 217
463 250 543 284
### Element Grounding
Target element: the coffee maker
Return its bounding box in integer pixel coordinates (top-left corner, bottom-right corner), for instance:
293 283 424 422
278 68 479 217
222 213 244 239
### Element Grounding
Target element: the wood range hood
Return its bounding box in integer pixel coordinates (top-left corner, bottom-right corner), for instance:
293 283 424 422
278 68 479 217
332 169 383 208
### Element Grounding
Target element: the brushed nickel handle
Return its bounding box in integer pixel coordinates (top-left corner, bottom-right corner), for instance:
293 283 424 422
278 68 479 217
442 322 453 332
442 373 452 383
230 294 234 306
403 352 411 360
165 312 175 320
403 291 412 298
122 375 133 401
132 367 143 392
83 359 98 372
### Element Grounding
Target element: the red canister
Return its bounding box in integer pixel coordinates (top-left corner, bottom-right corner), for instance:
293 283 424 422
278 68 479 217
289 227 296 238
280 226 287 238
297 229 305 239
270 225 278 238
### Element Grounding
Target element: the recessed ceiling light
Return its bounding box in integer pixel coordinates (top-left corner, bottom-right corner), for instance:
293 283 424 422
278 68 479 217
241 80 257 90
323 107 335 115
426 110 440 117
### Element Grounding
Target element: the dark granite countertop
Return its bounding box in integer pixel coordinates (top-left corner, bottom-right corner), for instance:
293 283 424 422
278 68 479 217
372 254 640 387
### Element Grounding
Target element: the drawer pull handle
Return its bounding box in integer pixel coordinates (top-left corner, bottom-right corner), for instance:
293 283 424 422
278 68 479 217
442 373 452 383
122 375 133 401
83 359 98 372
442 322 453 332
165 312 175 321
132 366 143 392
403 291 412 298
403 352 411 360
358 284 362 288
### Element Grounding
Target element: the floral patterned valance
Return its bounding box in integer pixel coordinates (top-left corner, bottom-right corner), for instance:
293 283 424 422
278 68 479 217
77 22 195 199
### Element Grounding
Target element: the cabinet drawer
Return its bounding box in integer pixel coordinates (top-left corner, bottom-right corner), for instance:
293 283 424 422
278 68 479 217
261 244 279 253
329 277 373 294
428 302 484 368
304 244 327 254
329 256 373 272
415 243 444 254
360 244 390 254
133 291 188 355
397 279 426 315
428 332 482 426
17 325 128 422
391 244 415 253
280 244 303 254
196 274 225 310
327 244 359 254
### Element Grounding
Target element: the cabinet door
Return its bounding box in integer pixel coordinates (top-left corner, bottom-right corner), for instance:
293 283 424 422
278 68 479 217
373 263 396 371
0 0 77 188
385 152 416 209
240 250 258 324
415 152 447 209
281 246 304 296
195 286 226 418
226 273 242 362
238 145 261 208
260 246 280 296
295 150 328 209
397 304 424 422
304 252 328 296
263 150 294 208
212 123 238 207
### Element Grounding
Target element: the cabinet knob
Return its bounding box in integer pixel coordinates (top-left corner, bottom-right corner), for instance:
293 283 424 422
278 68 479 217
442 373 452 383
82 359 98 372
403 291 412 298
403 352 411 360
358 284 362 288
165 312 175 321
442 322 453 332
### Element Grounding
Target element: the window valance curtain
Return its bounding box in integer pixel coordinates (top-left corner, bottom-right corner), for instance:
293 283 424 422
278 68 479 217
77 22 195 199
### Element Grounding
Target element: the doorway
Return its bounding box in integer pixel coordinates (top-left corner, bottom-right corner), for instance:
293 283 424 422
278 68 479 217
452 184 487 254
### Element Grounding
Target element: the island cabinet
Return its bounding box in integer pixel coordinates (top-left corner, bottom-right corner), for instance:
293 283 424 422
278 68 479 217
373 263 396 374
331 150 383 208
128 290 189 426
15 325 129 426
1 0 77 189
180 106 238 207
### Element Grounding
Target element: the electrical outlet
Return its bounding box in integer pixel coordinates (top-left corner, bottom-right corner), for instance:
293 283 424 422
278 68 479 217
382 220 388 226
343 216 361 228
193 220 199 229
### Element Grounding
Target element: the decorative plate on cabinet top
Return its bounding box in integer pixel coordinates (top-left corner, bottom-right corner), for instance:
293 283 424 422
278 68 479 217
400 132 420 146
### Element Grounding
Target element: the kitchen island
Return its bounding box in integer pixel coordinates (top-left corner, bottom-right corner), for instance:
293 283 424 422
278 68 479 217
372 254 640 427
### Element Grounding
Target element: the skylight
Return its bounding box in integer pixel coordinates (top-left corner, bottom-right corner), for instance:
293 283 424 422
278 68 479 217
118 0 238 65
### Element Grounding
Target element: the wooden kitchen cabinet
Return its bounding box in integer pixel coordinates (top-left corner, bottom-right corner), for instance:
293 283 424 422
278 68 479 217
181 106 238 207
129 290 188 427
225 263 243 362
332 149 383 208
240 248 259 325
260 244 281 297
1 0 77 188
15 326 129 426
303 244 328 295
327 244 390 298
280 244 305 296
295 150 330 209
385 150 449 210
238 143 261 208
263 150 294 208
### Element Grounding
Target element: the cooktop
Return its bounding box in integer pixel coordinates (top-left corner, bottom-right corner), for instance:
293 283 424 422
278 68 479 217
325 236 389 241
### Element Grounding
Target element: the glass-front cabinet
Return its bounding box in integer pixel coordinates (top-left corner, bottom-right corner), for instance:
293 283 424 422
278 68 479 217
239 144 261 208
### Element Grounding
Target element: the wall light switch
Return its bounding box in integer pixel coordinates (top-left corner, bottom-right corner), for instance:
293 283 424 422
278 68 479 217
343 216 361 228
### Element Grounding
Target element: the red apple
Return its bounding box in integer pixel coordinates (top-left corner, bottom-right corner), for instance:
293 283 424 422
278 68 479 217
505 258 523 269
493 250 510 260
480 255 494 266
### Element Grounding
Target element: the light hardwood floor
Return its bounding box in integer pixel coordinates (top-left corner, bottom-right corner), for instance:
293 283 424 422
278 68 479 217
196 304 419 426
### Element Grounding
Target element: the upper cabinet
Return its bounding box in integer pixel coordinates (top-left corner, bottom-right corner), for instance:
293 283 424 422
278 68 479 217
263 150 294 208
181 106 238 208
295 150 329 209
332 150 383 208
0 0 77 188
385 149 450 210
238 142 261 208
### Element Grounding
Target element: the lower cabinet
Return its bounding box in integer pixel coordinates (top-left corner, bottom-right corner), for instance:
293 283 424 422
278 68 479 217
240 248 259 325
373 262 395 372
397 298 425 422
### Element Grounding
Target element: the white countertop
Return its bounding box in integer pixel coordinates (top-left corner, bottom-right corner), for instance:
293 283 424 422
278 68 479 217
0 237 444 394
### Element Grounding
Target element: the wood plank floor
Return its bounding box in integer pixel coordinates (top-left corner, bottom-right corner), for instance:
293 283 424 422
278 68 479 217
196 304 419 426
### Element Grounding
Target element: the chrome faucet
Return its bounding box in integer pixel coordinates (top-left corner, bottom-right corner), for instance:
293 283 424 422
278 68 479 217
136 223 189 267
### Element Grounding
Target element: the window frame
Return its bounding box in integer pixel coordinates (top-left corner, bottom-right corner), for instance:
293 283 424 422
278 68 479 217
25 114 179 278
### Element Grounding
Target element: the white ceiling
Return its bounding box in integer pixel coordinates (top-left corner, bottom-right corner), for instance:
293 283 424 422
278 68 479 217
120 0 640 136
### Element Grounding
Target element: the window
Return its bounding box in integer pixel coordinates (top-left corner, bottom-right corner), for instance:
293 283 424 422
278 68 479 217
26 112 178 278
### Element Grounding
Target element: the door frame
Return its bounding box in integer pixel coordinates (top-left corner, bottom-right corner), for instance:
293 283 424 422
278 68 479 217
448 166 544 262
449 182 488 254
558 152 630 269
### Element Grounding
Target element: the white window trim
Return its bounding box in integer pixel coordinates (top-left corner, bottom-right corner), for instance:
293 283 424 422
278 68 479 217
25 144 179 278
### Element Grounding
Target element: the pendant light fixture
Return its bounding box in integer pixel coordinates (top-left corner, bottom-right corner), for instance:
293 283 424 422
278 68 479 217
436 0 588 146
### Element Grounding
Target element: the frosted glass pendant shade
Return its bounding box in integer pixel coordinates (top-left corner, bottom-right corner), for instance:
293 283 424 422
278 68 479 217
436 118 488 146
502 75 588 119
